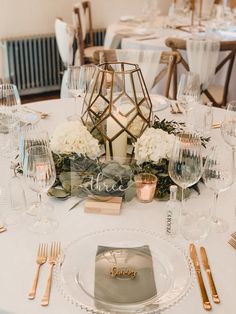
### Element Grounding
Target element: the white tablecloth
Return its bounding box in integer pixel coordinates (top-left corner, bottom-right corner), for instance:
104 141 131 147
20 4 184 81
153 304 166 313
0 98 236 314
104 20 236 101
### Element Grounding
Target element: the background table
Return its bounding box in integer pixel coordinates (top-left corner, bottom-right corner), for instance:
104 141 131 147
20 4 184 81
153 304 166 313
105 19 236 101
0 98 236 314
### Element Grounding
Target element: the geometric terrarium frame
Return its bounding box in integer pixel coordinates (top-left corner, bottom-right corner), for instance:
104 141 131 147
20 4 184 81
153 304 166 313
81 62 152 158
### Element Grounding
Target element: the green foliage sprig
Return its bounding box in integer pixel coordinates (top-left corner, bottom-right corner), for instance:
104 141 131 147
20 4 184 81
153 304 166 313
48 117 208 203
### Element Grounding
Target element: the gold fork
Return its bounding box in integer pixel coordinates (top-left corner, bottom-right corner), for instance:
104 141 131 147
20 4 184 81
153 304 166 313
28 243 48 299
41 242 61 306
170 104 178 114
0 224 7 233
228 238 236 250
176 103 184 114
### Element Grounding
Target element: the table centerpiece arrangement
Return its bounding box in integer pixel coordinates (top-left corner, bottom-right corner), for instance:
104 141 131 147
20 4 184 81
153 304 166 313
47 62 209 203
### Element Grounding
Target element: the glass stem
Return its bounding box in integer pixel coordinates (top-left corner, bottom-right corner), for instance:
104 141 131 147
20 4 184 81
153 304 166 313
181 187 185 211
37 192 42 205
74 96 78 116
212 191 219 223
181 187 184 203
233 147 235 180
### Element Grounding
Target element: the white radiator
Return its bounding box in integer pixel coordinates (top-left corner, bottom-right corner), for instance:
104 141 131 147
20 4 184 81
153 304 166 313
6 34 64 95
5 29 106 96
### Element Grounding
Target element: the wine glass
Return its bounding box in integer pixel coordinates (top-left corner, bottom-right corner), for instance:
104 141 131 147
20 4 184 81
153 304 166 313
0 84 20 215
202 145 234 233
177 72 201 124
221 100 236 176
67 64 96 121
0 84 21 157
23 144 58 233
19 126 50 216
168 132 204 241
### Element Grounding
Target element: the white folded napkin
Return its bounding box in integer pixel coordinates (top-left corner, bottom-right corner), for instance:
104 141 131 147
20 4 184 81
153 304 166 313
94 245 156 306
187 38 220 90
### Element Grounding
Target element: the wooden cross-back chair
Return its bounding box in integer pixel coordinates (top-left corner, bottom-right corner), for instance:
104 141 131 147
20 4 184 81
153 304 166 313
93 49 182 99
165 37 236 107
74 1 104 65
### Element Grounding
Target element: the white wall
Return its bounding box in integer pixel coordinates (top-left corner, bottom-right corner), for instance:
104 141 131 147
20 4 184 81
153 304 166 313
0 0 171 39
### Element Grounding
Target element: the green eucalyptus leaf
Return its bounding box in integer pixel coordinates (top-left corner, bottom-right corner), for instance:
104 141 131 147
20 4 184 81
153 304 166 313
48 187 70 199
124 180 136 202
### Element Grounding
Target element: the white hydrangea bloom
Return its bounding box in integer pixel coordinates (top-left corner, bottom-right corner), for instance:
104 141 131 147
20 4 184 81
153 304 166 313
134 128 175 164
50 121 100 158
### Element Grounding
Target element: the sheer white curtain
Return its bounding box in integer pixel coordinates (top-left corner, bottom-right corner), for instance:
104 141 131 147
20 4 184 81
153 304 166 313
195 0 215 18
115 49 161 92
187 38 220 90
55 18 78 98
0 41 9 82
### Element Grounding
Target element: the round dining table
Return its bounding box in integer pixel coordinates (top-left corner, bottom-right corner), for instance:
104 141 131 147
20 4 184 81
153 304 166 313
0 98 235 314
104 17 236 101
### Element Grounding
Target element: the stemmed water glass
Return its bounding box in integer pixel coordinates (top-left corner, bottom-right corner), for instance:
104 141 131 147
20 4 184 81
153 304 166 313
0 84 20 157
19 125 50 216
23 144 58 233
203 145 234 233
177 72 201 128
221 100 236 176
168 132 203 241
0 84 21 224
67 64 96 121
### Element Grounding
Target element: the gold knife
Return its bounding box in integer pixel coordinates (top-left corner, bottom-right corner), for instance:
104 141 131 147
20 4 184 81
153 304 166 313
200 247 220 304
189 244 212 311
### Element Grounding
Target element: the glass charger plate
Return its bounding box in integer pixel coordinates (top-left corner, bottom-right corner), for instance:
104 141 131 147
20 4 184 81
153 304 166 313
19 110 40 125
55 228 193 313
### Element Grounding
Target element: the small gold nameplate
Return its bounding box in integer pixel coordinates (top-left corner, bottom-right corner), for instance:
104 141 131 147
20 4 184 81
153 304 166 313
110 266 137 279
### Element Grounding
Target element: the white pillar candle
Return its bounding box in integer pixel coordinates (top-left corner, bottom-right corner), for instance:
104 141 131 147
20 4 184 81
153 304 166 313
106 109 127 160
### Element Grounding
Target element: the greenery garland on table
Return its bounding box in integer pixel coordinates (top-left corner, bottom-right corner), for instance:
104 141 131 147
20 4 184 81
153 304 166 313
48 153 136 201
48 116 209 203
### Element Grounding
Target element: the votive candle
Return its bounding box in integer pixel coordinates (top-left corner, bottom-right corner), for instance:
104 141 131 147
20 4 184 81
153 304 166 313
134 173 157 203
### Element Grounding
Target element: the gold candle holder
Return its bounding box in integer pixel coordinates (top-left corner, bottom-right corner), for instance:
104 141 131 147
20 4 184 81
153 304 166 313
134 173 157 203
81 62 152 159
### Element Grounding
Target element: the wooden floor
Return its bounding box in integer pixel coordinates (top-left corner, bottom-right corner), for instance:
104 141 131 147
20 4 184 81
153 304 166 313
21 91 60 104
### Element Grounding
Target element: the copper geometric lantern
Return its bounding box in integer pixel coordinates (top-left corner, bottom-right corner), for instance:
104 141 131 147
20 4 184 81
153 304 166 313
81 62 152 159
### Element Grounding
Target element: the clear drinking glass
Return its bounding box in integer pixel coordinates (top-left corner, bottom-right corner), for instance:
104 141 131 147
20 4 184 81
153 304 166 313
0 84 20 157
23 144 58 233
185 102 213 136
0 84 20 202
203 145 234 233
67 64 96 121
5 175 27 226
177 72 201 119
221 100 236 176
168 132 203 240
19 125 50 216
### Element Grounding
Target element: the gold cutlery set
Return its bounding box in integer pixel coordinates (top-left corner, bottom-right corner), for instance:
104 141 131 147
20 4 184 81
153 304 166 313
170 102 184 114
28 242 61 306
211 123 221 129
189 244 220 311
228 232 236 249
23 107 50 119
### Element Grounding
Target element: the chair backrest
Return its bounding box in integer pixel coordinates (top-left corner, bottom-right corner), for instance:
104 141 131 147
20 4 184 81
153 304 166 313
74 0 94 47
93 49 182 98
229 0 236 8
54 18 75 67
165 37 236 107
